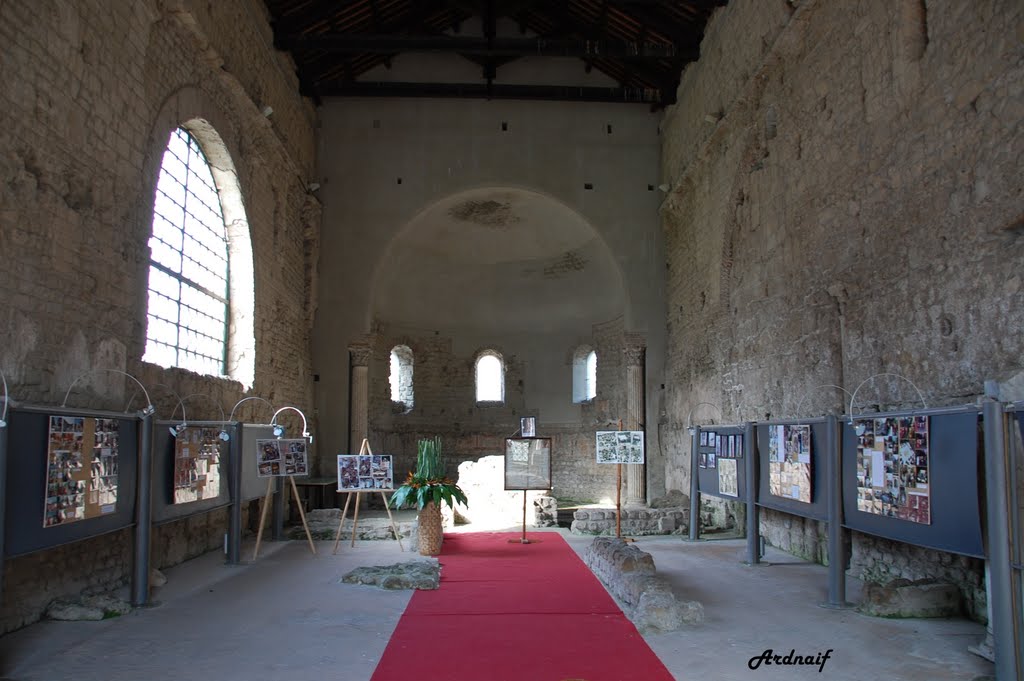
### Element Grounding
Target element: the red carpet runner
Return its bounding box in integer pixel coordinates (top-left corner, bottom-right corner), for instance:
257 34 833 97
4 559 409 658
370 532 676 681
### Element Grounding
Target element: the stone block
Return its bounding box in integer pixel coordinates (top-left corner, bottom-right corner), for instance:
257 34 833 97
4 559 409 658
858 579 963 618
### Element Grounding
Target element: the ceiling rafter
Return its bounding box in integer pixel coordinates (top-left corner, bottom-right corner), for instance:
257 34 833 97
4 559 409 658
264 0 720 106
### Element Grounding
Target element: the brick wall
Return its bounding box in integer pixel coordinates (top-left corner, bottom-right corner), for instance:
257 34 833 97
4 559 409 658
660 0 1022 620
0 0 317 633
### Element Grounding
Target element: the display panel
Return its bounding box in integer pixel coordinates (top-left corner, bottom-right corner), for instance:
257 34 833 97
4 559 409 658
504 437 552 490
337 454 394 491
595 430 644 464
173 427 222 504
256 439 309 477
44 415 120 527
854 416 930 524
768 424 812 503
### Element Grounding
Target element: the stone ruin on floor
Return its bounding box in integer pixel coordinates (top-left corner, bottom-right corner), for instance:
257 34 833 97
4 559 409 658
582 536 703 633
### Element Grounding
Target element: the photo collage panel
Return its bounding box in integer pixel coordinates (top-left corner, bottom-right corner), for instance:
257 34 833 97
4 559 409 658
173 427 222 504
44 415 119 528
855 416 930 524
256 439 309 477
595 430 645 464
698 431 744 469
767 424 812 503
337 454 394 491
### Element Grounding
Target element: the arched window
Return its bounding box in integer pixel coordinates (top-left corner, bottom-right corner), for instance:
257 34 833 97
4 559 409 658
143 127 229 376
572 346 597 403
475 351 504 403
389 345 414 412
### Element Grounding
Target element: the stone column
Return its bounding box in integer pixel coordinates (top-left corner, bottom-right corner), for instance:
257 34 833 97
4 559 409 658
623 339 646 506
348 342 373 454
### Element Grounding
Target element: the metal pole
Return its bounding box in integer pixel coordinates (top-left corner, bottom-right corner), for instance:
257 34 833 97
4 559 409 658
744 422 760 565
0 415 8 606
688 427 700 541
824 414 850 607
982 397 1020 681
131 412 154 607
227 422 242 565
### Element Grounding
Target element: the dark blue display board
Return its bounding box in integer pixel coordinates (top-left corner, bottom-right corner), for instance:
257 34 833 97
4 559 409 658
755 419 830 521
841 410 983 558
695 426 747 501
152 421 230 525
4 407 139 557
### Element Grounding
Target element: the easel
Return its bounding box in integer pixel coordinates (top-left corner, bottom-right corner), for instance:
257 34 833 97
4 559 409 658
507 490 541 545
614 419 635 543
252 474 317 561
332 439 404 554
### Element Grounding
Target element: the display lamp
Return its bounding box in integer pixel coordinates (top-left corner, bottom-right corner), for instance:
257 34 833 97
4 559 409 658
270 406 312 442
848 373 928 435
685 401 723 433
0 367 9 428
62 369 155 420
220 396 276 442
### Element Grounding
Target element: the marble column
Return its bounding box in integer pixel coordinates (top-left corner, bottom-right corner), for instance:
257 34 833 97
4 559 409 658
623 339 646 506
348 342 373 454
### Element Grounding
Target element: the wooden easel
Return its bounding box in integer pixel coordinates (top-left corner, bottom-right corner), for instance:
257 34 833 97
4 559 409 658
614 419 635 543
332 439 404 553
252 473 317 561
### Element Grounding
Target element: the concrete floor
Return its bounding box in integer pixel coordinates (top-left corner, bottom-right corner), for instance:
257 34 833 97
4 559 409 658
0 524 996 681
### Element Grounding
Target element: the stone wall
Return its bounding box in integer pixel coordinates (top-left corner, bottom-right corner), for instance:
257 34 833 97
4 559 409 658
0 0 318 633
660 0 1021 616
366 321 637 507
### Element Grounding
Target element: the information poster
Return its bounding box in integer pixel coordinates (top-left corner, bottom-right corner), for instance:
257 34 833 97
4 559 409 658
173 427 222 503
595 430 645 464
256 439 309 477
855 416 930 524
768 424 812 503
44 415 119 527
718 458 739 497
337 454 394 491
504 437 552 490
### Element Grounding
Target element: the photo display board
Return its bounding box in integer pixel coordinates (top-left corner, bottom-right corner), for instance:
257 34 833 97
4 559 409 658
44 415 120 527
841 410 982 557
854 417 930 524
768 424 812 503
337 454 394 491
595 430 645 464
256 439 309 477
696 428 746 499
173 427 222 504
504 437 552 490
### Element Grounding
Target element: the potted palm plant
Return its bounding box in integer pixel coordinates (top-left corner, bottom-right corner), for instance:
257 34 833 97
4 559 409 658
389 437 468 555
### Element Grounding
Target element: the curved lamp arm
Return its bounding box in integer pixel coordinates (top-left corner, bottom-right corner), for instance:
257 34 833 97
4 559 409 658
685 402 723 433
220 396 276 441
0 367 8 428
173 393 226 425
793 384 855 423
270 405 312 443
848 372 928 429
62 369 155 418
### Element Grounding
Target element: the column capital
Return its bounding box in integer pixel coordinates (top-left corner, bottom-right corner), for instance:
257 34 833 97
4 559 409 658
349 343 373 367
622 338 646 367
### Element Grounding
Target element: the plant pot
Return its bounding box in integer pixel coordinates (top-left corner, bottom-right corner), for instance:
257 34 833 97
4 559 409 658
418 500 444 556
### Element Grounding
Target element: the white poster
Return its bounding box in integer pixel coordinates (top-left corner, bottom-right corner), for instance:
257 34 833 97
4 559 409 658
595 430 645 464
337 454 394 491
718 458 738 497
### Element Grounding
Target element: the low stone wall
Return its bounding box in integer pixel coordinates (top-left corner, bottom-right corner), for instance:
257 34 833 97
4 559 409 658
582 537 702 632
570 506 688 536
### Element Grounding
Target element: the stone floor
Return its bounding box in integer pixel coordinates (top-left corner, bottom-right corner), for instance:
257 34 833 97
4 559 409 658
0 521 996 681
